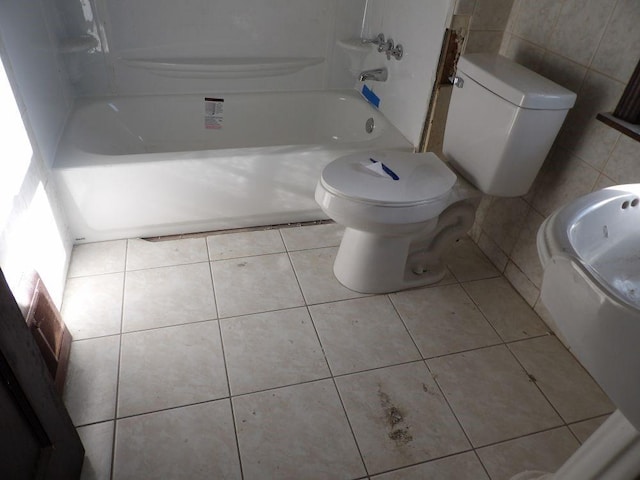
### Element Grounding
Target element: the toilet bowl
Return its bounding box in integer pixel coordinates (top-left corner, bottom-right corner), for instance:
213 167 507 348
317 53 577 294
315 150 480 293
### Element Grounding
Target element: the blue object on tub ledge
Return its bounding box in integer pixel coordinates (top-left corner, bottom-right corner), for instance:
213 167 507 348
361 85 380 108
370 158 399 180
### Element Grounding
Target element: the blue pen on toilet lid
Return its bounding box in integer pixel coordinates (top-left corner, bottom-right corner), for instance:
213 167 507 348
370 158 399 180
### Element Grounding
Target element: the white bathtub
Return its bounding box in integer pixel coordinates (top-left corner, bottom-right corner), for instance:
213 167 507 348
53 90 412 243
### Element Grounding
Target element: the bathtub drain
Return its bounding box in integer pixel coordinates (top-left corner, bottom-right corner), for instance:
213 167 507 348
365 117 375 134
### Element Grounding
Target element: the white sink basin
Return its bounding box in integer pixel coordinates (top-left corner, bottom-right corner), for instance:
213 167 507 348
538 184 640 432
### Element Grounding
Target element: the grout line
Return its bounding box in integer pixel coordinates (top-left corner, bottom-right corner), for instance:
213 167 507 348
107 396 234 422
598 132 623 180
386 293 478 460
473 449 493 479
206 237 245 480
217 326 245 480
108 239 128 480
66 269 126 280
124 259 211 273
541 0 566 51
117 317 219 336
585 0 619 70
125 258 212 273
320 354 371 477
504 342 569 427
284 242 371 477
473 423 577 451
363 448 478 479
70 224 606 478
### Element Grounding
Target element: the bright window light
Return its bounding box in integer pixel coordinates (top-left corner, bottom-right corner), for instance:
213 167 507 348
0 54 32 226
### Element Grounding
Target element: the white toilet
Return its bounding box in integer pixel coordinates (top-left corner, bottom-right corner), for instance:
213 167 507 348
315 53 577 294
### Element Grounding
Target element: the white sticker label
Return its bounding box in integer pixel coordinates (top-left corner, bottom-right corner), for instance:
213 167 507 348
205 97 224 130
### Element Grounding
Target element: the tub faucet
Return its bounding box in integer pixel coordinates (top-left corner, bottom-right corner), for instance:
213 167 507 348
359 67 388 82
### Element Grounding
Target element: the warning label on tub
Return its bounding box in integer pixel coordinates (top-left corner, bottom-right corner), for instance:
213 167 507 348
204 97 224 129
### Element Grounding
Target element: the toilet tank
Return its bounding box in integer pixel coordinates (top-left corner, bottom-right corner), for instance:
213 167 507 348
443 53 576 197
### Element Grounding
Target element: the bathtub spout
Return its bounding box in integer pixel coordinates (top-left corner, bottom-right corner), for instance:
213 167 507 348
359 68 388 82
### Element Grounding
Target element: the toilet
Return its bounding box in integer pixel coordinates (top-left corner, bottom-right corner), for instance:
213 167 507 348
315 53 577 294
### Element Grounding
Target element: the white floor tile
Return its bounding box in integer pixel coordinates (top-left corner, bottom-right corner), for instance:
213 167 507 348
477 427 580 480
77 421 114 480
126 237 208 271
427 345 562 447
233 380 366 480
61 273 123 340
309 296 421 375
371 451 489 480
444 236 499 282
335 362 469 474
463 277 549 342
211 253 304 317
64 336 120 426
280 223 344 251
67 240 127 277
508 336 614 423
118 321 228 417
207 229 285 260
390 284 501 358
568 415 609 443
221 307 329 395
59 224 610 479
122 262 216 332
289 247 368 305
114 400 241 480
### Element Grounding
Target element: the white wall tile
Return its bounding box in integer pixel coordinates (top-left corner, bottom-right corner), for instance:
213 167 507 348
455 0 477 16
502 36 545 70
511 0 563 47
465 30 504 53
591 0 640 83
510 208 545 288
471 0 515 30
537 52 587 94
532 149 599 217
504 260 539 307
602 135 640 184
480 197 529 255
546 0 616 66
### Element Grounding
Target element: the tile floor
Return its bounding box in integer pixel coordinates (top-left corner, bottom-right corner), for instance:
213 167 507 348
61 223 614 480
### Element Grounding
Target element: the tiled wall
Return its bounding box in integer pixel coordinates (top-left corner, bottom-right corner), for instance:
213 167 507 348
461 0 640 334
454 0 514 53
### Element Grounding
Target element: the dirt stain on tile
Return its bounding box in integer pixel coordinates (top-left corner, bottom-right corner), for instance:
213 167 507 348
388 427 413 446
237 262 247 267
422 382 438 396
378 385 413 447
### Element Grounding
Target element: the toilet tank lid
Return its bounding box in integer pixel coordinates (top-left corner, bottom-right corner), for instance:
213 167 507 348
458 53 577 110
320 151 456 206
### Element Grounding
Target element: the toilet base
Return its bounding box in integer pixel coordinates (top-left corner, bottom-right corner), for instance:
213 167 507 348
333 201 477 294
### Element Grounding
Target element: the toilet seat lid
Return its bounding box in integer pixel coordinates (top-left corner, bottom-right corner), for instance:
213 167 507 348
320 151 457 206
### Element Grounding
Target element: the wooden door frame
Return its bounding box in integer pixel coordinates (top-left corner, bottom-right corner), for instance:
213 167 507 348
0 268 83 478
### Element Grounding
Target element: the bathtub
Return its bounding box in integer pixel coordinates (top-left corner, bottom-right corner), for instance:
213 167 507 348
53 90 412 243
